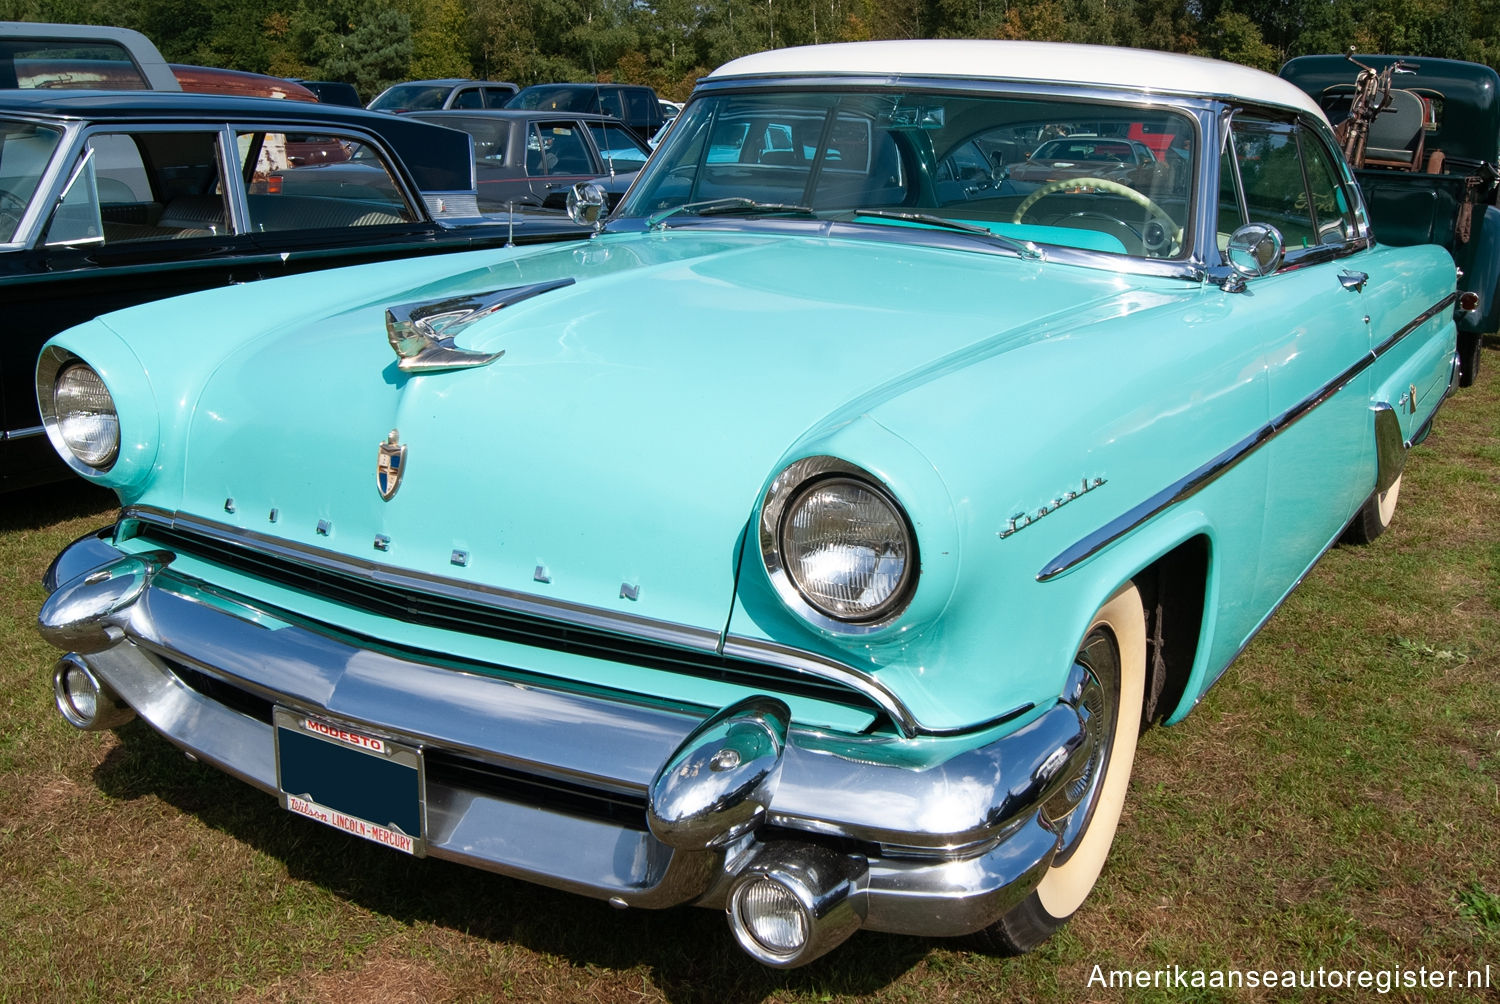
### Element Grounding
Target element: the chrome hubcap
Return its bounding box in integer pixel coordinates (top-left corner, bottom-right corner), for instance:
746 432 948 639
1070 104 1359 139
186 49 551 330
1041 626 1120 864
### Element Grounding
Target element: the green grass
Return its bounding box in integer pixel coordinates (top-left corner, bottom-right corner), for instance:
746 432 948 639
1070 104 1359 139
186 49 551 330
1 351 1497 1003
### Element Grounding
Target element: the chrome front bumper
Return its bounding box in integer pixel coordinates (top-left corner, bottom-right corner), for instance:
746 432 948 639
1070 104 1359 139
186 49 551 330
41 529 1087 962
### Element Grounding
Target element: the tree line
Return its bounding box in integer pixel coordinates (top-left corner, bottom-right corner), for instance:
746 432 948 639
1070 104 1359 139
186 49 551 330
5 0 1500 102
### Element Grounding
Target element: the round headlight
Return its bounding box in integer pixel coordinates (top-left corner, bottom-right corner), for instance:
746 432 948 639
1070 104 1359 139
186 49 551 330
53 363 119 469
778 475 913 623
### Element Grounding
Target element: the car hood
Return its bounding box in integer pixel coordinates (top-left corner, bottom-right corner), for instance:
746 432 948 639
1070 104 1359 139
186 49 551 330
168 229 1150 634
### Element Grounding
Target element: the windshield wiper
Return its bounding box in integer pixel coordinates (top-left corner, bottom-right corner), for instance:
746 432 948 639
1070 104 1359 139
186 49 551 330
649 197 816 228
843 208 1043 259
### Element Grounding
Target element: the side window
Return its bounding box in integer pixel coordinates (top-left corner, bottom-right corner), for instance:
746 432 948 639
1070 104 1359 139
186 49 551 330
451 88 484 109
1300 134 1356 245
1 121 64 243
532 124 592 175
598 88 625 119
483 87 512 108
624 88 653 123
586 123 648 171
1231 120 1323 252
240 131 413 231
1217 148 1246 240
55 130 227 244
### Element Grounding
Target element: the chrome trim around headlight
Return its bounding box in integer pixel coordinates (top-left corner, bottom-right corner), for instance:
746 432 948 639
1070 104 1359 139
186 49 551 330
758 457 918 633
36 347 120 475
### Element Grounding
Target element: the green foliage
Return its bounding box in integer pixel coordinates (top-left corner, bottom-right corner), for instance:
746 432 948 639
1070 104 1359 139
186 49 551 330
1456 883 1500 931
9 0 1500 94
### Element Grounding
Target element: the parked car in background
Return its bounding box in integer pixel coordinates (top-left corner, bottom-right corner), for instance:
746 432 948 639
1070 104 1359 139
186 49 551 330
506 82 664 138
0 90 587 490
1281 51 1500 385
1 20 178 90
1005 134 1162 189
293 80 362 106
409 109 650 210
35 40 1459 970
172 65 316 101
368 78 518 113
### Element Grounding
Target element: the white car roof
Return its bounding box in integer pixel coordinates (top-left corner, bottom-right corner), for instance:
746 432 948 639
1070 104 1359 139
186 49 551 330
708 40 1327 122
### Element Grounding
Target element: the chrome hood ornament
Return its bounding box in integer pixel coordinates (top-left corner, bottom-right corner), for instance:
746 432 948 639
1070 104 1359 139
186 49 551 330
384 278 576 373
377 429 406 500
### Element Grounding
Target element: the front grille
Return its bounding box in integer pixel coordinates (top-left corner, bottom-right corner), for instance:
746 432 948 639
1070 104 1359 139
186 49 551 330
135 521 888 723
425 753 649 829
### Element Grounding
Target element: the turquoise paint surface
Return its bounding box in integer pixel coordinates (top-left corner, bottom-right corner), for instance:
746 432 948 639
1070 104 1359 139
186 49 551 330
45 225 1457 735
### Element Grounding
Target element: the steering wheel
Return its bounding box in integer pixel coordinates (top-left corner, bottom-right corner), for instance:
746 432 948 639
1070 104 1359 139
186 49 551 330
1013 176 1182 256
0 189 25 234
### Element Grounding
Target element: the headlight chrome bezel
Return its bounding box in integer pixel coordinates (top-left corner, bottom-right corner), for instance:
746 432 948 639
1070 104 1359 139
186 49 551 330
759 456 919 633
36 347 120 474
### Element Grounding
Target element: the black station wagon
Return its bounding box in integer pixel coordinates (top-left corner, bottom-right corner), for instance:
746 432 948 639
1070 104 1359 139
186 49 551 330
0 89 586 490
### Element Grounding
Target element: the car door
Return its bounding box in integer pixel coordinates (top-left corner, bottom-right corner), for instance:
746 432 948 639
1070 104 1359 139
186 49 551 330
525 120 599 206
1223 117 1378 610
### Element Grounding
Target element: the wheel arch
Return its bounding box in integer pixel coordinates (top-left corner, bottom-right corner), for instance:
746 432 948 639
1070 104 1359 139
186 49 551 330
1130 535 1211 729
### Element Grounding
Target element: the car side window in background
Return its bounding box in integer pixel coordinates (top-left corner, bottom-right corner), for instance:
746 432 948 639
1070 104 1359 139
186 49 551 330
532 124 592 175
239 131 411 230
1231 120 1320 250
3 39 150 89
598 88 625 119
587 123 648 171
59 130 227 244
625 88 653 123
483 87 513 108
451 88 483 109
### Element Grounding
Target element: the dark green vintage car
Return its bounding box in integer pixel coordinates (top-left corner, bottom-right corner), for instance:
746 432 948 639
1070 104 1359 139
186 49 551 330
1282 52 1500 385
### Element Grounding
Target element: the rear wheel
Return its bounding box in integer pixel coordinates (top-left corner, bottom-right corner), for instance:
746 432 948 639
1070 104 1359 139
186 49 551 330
978 582 1146 953
1342 475 1401 546
1458 330 1481 387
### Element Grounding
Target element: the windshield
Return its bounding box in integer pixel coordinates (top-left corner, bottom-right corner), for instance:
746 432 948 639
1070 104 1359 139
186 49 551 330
618 89 1198 260
0 120 63 242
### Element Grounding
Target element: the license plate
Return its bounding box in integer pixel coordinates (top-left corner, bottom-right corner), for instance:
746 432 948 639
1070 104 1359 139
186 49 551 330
273 708 425 856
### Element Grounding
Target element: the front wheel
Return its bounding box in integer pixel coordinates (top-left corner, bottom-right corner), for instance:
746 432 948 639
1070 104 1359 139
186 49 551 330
977 582 1146 953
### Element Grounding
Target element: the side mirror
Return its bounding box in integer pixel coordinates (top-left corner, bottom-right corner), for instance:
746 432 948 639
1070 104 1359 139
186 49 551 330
1225 222 1284 278
567 182 607 231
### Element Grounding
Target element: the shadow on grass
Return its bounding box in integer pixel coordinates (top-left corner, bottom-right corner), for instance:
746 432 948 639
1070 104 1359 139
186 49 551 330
0 479 117 532
93 720 937 1001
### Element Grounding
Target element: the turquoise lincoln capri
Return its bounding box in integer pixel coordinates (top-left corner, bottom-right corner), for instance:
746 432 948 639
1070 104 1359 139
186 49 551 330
34 39 1460 967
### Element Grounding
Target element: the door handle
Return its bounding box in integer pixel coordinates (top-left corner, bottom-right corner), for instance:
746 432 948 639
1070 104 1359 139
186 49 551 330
1339 270 1369 292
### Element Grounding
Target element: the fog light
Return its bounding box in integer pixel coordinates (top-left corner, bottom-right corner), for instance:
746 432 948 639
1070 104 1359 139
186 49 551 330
724 842 866 968
53 655 134 731
733 878 809 956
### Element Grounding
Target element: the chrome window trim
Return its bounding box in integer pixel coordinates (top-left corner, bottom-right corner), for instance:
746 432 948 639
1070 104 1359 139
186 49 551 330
116 506 940 738
0 115 79 249
1038 292 1459 581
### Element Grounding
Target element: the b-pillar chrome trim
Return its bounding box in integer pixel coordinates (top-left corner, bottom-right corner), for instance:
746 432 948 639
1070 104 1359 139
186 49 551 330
1039 292 1459 581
